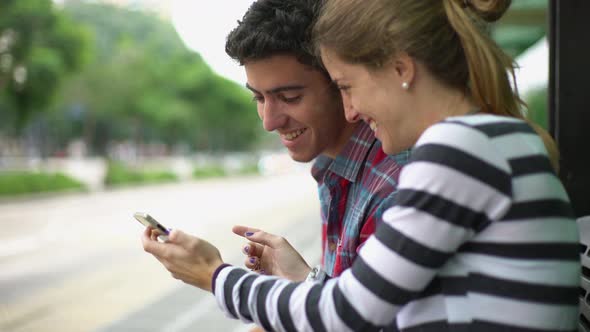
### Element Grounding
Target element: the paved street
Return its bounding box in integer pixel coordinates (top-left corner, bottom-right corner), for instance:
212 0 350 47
0 173 321 332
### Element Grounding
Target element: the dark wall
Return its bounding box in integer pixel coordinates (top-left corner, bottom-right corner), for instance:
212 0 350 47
549 0 590 217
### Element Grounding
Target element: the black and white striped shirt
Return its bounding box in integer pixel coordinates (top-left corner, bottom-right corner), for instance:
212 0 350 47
214 114 580 331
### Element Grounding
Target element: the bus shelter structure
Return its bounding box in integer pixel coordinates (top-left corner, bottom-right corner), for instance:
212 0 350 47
549 0 590 217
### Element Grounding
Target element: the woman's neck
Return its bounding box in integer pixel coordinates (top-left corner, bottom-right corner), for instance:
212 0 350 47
419 81 476 125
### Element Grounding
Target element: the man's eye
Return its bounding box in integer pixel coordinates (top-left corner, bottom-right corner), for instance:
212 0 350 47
252 95 264 103
280 95 302 103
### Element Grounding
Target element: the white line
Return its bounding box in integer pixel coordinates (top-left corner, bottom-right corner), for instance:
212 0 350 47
0 236 42 258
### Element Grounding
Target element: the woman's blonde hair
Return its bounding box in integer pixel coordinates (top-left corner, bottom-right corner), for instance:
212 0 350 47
314 0 560 172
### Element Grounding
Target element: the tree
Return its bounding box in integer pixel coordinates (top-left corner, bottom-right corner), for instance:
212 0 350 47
53 1 261 154
0 0 89 128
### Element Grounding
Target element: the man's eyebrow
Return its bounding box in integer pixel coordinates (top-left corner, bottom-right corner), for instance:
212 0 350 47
245 83 260 94
269 85 305 94
245 83 305 94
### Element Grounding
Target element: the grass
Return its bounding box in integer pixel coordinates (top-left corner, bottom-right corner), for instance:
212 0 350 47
192 163 260 179
0 171 86 196
236 163 260 175
192 165 226 179
104 161 178 186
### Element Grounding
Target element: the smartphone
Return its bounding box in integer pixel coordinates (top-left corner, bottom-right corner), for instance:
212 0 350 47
134 212 169 241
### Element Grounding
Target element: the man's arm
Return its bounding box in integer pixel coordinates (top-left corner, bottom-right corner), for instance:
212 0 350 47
357 191 398 250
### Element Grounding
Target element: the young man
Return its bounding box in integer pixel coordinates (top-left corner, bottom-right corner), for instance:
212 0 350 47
225 0 409 280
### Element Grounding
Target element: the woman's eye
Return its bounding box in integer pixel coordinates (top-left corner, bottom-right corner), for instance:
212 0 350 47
337 86 351 96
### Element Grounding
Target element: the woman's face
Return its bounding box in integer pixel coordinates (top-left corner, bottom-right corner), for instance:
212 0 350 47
320 47 419 154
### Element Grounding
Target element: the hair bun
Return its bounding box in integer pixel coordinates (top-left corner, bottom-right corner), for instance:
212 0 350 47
467 0 512 22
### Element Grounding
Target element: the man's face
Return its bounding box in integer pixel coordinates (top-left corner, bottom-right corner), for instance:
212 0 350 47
245 55 354 162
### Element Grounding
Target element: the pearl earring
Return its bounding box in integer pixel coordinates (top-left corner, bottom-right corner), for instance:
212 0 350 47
402 82 409 90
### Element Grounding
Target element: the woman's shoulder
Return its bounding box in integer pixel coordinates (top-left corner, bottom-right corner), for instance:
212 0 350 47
435 114 533 138
399 114 516 224
418 114 541 159
414 115 526 171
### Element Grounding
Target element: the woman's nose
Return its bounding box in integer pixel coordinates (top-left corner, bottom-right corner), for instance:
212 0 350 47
344 103 361 123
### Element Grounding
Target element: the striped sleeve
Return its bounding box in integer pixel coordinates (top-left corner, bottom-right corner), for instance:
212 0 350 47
214 121 513 331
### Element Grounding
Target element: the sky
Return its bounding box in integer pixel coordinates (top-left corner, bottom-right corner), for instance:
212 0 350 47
171 0 255 85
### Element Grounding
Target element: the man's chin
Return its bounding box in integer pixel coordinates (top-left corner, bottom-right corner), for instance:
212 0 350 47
288 150 316 163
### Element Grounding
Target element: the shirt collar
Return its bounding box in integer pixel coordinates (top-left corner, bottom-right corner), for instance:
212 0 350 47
311 122 376 183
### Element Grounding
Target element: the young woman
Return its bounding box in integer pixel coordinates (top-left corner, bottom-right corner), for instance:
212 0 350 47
142 0 579 330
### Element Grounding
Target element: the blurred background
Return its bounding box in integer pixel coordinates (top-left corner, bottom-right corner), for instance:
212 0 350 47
0 0 551 331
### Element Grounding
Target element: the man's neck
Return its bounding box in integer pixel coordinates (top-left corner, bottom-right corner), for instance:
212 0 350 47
321 122 360 159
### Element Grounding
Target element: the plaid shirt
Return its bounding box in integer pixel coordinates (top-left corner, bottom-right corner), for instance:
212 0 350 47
311 122 409 277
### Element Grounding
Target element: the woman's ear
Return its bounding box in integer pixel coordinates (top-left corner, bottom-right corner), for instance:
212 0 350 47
393 53 416 87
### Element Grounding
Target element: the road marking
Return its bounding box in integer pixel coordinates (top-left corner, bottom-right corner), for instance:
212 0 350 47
0 236 43 258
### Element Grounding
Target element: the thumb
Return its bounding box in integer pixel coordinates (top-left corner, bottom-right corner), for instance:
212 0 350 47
168 229 189 243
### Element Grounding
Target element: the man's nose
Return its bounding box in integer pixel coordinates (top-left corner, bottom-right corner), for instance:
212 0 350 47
260 100 287 132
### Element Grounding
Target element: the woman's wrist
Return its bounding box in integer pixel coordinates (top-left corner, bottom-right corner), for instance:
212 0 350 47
297 265 312 281
305 265 328 283
211 263 232 294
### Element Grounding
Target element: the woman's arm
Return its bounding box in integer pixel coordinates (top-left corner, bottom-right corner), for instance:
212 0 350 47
144 120 513 331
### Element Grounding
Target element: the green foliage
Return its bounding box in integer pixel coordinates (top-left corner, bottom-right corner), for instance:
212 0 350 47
236 163 260 176
192 166 226 179
492 0 547 57
1 1 261 156
493 26 545 58
525 88 548 130
0 171 85 196
0 0 90 128
50 1 260 154
104 161 177 187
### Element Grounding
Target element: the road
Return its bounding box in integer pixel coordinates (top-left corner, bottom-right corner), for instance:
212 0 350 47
0 173 321 332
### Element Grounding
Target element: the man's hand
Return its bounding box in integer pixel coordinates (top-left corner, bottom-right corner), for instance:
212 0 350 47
142 227 224 292
233 225 311 281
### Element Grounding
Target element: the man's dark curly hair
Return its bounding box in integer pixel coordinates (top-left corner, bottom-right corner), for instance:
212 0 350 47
225 0 326 74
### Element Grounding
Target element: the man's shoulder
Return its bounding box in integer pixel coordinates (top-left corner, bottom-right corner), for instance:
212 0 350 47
358 140 409 192
368 140 410 170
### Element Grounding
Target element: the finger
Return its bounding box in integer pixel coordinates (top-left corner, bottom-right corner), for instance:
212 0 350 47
244 230 282 249
150 228 163 241
142 227 157 243
142 226 152 239
142 227 167 257
243 242 265 257
232 225 261 238
244 256 259 269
